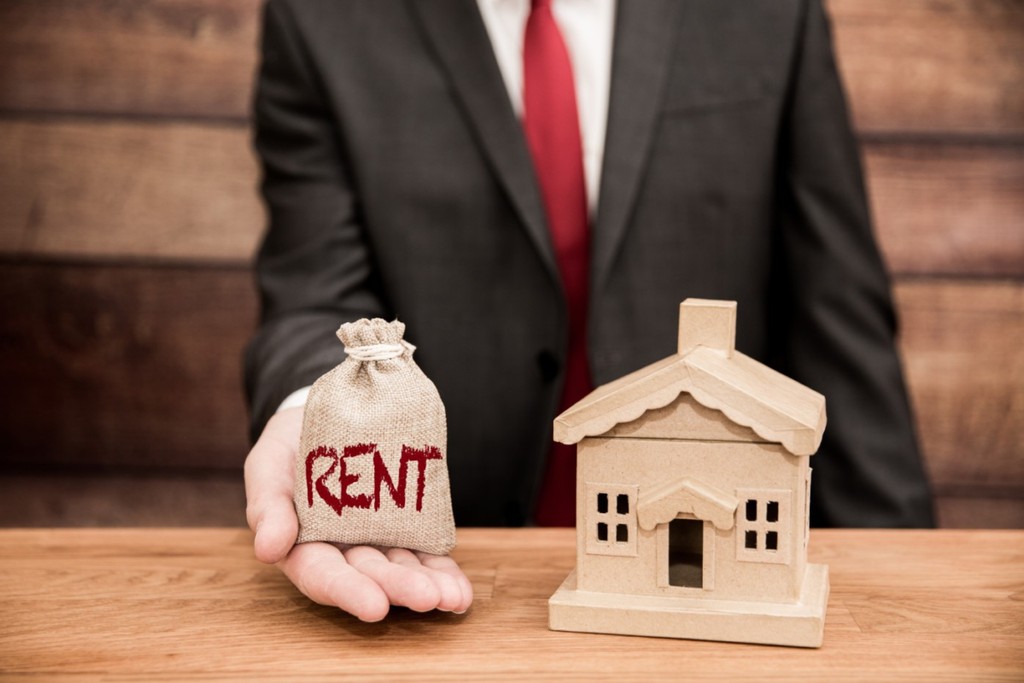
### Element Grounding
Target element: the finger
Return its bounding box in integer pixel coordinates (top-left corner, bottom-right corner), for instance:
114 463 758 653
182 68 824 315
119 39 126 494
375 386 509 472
416 552 474 614
279 542 391 622
343 546 441 613
384 548 464 613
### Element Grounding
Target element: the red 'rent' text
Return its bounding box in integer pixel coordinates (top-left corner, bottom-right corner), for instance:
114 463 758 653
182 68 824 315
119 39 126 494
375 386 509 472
305 443 442 515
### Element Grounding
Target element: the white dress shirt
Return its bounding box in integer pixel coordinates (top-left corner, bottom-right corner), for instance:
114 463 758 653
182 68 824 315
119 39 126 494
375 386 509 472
476 0 616 213
277 0 617 414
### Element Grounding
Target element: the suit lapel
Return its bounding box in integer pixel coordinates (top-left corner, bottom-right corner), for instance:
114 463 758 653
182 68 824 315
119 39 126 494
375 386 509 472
406 0 557 280
593 0 682 291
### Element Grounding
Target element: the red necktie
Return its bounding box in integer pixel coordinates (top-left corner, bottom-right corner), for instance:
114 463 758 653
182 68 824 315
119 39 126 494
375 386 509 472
523 0 592 526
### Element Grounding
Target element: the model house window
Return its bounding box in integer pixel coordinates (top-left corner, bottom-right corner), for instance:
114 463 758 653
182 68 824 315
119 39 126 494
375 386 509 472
736 489 791 564
585 483 638 557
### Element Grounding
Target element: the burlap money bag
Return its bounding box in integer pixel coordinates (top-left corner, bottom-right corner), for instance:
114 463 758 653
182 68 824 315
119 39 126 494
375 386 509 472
294 319 456 555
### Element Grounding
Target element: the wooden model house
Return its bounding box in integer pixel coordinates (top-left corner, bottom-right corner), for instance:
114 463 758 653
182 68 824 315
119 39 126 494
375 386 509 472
548 299 830 647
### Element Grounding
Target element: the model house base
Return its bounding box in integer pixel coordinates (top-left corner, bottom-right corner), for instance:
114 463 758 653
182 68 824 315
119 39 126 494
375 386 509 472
550 562 829 648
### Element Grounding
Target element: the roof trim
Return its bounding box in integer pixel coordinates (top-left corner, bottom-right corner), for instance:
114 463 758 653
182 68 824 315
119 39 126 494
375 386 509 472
637 478 738 531
553 349 826 456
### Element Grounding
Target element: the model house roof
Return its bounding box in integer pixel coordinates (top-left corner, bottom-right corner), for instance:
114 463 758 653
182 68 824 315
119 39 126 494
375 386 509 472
554 300 827 456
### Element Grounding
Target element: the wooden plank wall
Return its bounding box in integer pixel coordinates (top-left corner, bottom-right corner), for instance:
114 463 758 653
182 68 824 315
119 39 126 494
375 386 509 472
0 0 1021 528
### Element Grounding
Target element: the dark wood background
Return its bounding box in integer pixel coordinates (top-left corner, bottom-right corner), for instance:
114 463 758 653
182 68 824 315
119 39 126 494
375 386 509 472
0 0 1021 528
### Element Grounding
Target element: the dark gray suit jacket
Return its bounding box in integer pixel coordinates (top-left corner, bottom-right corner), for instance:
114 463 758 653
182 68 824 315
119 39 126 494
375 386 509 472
246 0 935 527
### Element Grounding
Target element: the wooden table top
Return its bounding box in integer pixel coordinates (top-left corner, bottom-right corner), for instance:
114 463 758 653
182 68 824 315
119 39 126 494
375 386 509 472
1 528 1022 681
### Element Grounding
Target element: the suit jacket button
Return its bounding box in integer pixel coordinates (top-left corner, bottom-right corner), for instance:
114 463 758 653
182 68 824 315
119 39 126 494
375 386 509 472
537 350 560 382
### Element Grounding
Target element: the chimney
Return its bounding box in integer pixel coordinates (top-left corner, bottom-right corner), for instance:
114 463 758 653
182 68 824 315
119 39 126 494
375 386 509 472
677 299 737 357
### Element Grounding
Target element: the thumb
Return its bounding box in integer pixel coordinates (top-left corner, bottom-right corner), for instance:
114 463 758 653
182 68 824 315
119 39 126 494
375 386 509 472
245 407 304 563
251 494 299 564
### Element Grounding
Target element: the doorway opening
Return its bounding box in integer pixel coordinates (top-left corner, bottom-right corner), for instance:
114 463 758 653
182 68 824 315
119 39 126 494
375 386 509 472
668 518 704 588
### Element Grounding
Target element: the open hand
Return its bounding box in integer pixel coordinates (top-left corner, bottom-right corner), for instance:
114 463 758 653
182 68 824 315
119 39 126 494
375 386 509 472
244 406 473 621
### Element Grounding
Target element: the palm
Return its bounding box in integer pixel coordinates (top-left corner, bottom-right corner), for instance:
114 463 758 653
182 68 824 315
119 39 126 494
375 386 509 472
244 407 473 621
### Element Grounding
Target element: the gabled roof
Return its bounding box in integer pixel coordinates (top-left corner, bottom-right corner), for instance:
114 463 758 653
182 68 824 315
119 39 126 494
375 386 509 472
553 300 827 457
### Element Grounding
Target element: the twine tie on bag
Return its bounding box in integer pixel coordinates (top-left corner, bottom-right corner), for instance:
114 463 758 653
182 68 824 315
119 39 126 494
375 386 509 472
344 340 416 362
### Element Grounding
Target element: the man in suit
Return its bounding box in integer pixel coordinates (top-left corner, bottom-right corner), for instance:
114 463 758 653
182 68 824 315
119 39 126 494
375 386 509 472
244 0 934 620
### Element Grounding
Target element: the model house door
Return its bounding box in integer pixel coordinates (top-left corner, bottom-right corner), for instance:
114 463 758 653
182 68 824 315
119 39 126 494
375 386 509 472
668 517 705 588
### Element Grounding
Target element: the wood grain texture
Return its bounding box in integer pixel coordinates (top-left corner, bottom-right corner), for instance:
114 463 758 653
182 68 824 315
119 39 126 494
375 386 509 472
828 0 1024 136
0 528 1021 681
0 119 263 263
866 141 1024 278
0 470 246 527
0 0 260 120
0 262 255 471
2 119 1021 277
2 0 1021 137
938 495 1024 529
896 280 1024 493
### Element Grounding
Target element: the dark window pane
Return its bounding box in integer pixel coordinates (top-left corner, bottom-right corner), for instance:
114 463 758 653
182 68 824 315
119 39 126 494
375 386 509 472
766 531 778 550
616 494 629 515
597 522 608 541
767 501 779 523
597 493 608 514
616 524 628 543
746 499 757 521
745 530 757 549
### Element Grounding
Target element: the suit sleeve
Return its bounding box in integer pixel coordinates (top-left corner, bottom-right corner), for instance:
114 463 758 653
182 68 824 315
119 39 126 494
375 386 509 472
245 0 388 441
772 0 935 526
